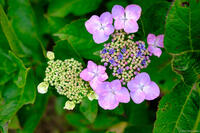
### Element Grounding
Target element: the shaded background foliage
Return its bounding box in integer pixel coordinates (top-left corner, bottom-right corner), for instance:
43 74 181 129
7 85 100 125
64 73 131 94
0 0 199 133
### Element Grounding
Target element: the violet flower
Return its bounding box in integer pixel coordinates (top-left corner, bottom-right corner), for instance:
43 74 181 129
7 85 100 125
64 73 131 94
111 5 142 33
85 12 114 44
147 34 164 57
127 72 160 104
95 80 130 110
80 61 108 90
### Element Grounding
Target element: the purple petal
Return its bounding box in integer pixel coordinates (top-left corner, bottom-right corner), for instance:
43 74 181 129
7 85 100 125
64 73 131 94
89 78 103 91
156 34 164 48
112 5 124 19
114 19 124 30
85 15 100 34
143 81 160 100
104 24 114 36
110 79 121 91
95 82 111 96
97 65 106 73
148 45 162 57
98 93 119 110
127 79 139 92
97 73 108 81
130 89 145 104
147 34 156 45
87 60 97 72
93 30 109 44
125 4 142 21
124 19 139 33
115 87 130 103
100 12 113 25
80 69 94 81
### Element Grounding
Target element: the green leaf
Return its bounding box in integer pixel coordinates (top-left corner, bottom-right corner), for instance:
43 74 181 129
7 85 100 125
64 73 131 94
7 0 45 60
172 51 200 86
0 5 30 57
8 52 27 88
164 0 200 54
0 69 36 128
154 81 200 133
80 98 98 123
154 51 200 133
66 113 90 127
48 0 102 17
145 50 180 93
54 19 103 62
17 94 49 133
133 0 171 39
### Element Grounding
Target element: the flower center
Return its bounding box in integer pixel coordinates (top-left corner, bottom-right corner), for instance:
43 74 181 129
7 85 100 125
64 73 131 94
100 30 151 85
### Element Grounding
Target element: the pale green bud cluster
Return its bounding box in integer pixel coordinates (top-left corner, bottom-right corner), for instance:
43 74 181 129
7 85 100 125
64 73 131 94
43 53 90 105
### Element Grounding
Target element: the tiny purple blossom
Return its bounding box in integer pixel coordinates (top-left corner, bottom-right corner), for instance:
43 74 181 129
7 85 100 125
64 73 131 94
127 72 160 104
95 80 130 110
80 61 108 90
111 4 142 33
147 34 164 57
85 12 114 44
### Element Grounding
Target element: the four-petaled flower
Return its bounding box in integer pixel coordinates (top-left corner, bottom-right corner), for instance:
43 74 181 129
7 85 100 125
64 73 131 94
127 72 160 104
95 80 130 110
147 34 164 57
80 61 108 90
112 5 142 33
85 12 114 44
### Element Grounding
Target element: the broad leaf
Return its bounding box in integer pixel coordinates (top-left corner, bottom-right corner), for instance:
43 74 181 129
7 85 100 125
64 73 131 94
154 51 200 133
7 0 45 60
0 69 36 128
48 0 102 17
80 98 98 123
164 0 200 54
54 19 103 62
0 5 30 57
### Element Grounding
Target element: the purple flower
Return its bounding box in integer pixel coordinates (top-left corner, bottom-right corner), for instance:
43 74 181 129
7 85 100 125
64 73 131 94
111 5 142 33
109 48 115 54
101 48 107 54
85 12 114 44
117 68 123 74
147 34 164 57
127 72 160 104
95 80 130 110
118 53 123 60
121 48 126 53
109 58 115 64
80 61 108 90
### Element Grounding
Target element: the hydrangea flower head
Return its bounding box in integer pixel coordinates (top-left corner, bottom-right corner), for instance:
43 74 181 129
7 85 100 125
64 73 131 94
147 34 164 57
85 12 114 44
95 80 130 110
127 72 160 104
39 52 91 110
100 31 151 84
80 61 108 90
112 5 142 33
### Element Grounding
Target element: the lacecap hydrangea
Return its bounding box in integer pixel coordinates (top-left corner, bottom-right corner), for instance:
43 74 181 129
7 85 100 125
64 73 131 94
37 51 97 110
82 4 164 110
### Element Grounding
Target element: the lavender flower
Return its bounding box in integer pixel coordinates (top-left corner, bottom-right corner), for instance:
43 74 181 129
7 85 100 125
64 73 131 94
112 5 142 33
95 80 130 110
80 61 108 90
147 34 164 57
85 12 114 44
127 72 160 104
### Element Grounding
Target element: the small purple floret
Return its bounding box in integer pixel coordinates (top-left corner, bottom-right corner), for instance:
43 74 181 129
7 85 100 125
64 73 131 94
109 48 115 54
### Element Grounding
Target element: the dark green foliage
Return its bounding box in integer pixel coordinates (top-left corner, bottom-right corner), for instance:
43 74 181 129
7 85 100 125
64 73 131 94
0 0 200 132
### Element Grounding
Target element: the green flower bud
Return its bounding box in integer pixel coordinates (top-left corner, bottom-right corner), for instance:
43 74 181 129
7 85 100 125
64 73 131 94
64 101 75 110
47 51 55 60
37 82 49 94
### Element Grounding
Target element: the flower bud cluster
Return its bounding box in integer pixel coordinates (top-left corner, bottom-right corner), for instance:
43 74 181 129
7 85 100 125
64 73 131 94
100 30 151 84
44 58 89 104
